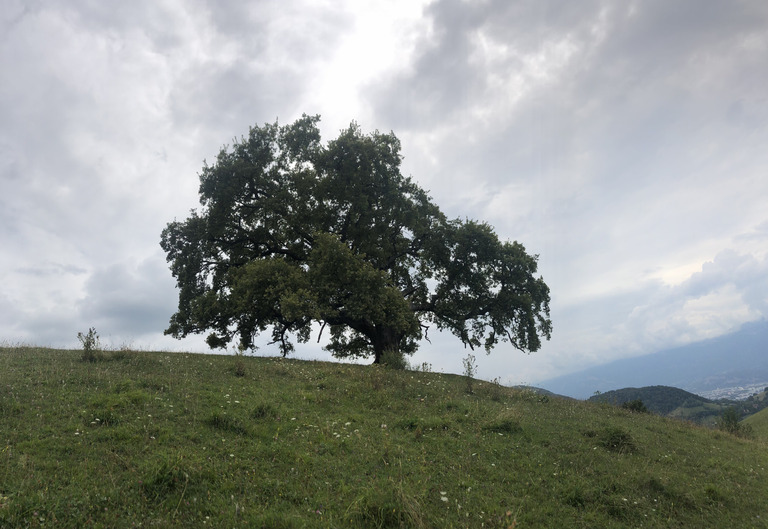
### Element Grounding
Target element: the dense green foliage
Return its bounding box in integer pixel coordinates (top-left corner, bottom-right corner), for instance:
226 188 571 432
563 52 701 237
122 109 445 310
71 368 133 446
621 399 649 414
160 115 551 362
3 346 768 527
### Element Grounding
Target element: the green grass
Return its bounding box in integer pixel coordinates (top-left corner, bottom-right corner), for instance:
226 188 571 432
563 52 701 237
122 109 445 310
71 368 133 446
743 407 768 439
2 346 768 527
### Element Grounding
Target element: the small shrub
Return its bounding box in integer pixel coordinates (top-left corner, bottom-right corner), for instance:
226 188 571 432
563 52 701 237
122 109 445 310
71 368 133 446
717 407 752 438
234 358 246 377
487 377 505 402
77 327 101 362
598 427 636 453
621 399 649 413
740 423 754 438
462 354 477 394
380 348 408 370
233 347 247 377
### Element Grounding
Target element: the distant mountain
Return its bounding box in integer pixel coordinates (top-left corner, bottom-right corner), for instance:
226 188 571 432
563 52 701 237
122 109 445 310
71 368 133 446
537 319 768 399
588 385 710 415
587 385 768 426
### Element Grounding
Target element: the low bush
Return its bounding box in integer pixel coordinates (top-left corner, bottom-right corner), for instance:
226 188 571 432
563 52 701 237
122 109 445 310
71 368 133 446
462 354 477 394
599 426 636 453
77 327 101 362
717 407 752 438
621 399 649 413
380 349 408 370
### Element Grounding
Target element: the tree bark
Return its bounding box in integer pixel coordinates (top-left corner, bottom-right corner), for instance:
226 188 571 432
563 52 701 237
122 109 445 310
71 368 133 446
371 325 401 364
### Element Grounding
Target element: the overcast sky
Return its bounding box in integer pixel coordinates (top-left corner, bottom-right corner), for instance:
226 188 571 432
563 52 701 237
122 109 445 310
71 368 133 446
2 0 767 386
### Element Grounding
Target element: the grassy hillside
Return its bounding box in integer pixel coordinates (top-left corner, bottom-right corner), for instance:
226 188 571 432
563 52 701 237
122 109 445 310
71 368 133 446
743 407 768 439
2 346 768 528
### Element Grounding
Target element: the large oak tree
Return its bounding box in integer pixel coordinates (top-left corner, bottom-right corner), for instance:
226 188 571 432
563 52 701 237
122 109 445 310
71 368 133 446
161 115 551 363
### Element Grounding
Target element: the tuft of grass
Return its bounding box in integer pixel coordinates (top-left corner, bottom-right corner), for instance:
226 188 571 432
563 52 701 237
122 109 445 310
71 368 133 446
346 484 425 529
141 455 189 503
206 412 249 436
251 402 279 420
484 410 523 434
598 426 637 454
484 418 523 435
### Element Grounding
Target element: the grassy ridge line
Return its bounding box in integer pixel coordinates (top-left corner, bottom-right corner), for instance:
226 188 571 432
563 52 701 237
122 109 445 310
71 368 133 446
1 346 767 528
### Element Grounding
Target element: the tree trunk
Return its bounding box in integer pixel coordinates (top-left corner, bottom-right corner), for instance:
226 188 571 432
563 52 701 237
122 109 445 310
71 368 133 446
371 325 401 364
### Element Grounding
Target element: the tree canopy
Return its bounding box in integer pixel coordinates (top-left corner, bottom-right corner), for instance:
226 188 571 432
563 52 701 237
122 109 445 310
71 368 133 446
160 115 552 363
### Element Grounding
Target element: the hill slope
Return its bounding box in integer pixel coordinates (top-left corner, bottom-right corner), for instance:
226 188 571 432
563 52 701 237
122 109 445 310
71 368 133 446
538 319 768 399
2 346 768 527
742 405 768 438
